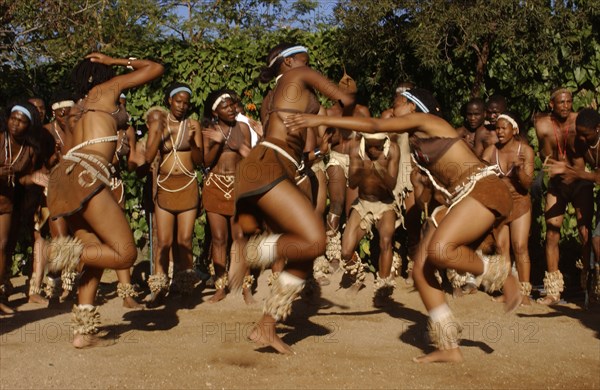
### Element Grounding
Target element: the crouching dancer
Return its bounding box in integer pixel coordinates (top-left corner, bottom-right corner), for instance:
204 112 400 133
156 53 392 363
284 88 521 363
46 53 164 347
340 133 401 307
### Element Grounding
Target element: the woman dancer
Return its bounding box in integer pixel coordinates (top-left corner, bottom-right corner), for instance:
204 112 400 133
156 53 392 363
285 88 521 362
144 82 203 306
202 90 252 303
482 112 534 305
1 102 43 313
46 53 163 347
228 43 355 354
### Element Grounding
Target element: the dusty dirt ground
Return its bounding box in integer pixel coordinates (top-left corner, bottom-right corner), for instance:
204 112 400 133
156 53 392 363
1 267 599 389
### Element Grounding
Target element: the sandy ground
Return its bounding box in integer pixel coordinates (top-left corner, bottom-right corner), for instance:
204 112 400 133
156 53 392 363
1 268 599 389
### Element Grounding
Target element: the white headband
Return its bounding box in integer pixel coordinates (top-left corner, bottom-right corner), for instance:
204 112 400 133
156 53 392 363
268 46 309 68
51 100 75 111
359 134 390 160
169 86 192 98
401 91 429 113
11 105 33 121
497 114 519 132
212 94 232 111
119 93 127 99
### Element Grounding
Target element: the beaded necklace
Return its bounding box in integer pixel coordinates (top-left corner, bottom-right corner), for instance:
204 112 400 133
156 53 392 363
551 118 569 160
3 133 24 187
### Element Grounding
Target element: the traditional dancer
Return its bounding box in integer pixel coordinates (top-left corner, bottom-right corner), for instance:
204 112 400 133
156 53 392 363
339 132 400 307
144 82 203 306
534 87 592 305
323 71 370 272
544 108 600 303
46 53 163 347
482 112 535 305
1 102 43 314
228 43 355 354
285 88 521 363
202 90 252 303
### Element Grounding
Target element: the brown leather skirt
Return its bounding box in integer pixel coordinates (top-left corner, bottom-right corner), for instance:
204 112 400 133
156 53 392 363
156 173 199 213
235 137 300 204
47 153 111 219
203 172 235 216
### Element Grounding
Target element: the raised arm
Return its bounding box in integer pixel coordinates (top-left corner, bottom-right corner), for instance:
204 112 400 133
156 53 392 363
301 67 355 113
87 53 164 103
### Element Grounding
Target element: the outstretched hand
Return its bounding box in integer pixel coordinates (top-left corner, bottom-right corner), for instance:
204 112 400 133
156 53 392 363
284 114 322 132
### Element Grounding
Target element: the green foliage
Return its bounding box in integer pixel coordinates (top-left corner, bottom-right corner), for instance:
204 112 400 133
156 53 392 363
4 1 598 279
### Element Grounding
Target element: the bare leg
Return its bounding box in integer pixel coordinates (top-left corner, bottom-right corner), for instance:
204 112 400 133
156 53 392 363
29 230 48 305
372 210 397 307
72 266 114 348
248 268 309 354
511 210 532 305
147 204 175 306
207 212 229 303
116 268 142 309
412 221 463 363
429 198 520 312
340 209 367 293
403 191 421 285
66 190 137 270
325 165 346 268
539 192 565 304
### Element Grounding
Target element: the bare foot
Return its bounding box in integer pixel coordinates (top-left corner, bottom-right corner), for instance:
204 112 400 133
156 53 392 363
122 296 144 310
28 293 49 305
521 295 532 306
248 320 294 355
501 274 522 313
537 295 561 305
0 302 15 314
72 332 115 349
208 288 227 303
242 287 256 305
413 348 464 363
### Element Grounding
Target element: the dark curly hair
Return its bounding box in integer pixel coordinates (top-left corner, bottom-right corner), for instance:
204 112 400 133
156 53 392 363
70 58 116 101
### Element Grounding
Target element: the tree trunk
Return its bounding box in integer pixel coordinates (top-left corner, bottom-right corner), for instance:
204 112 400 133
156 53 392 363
471 39 489 98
